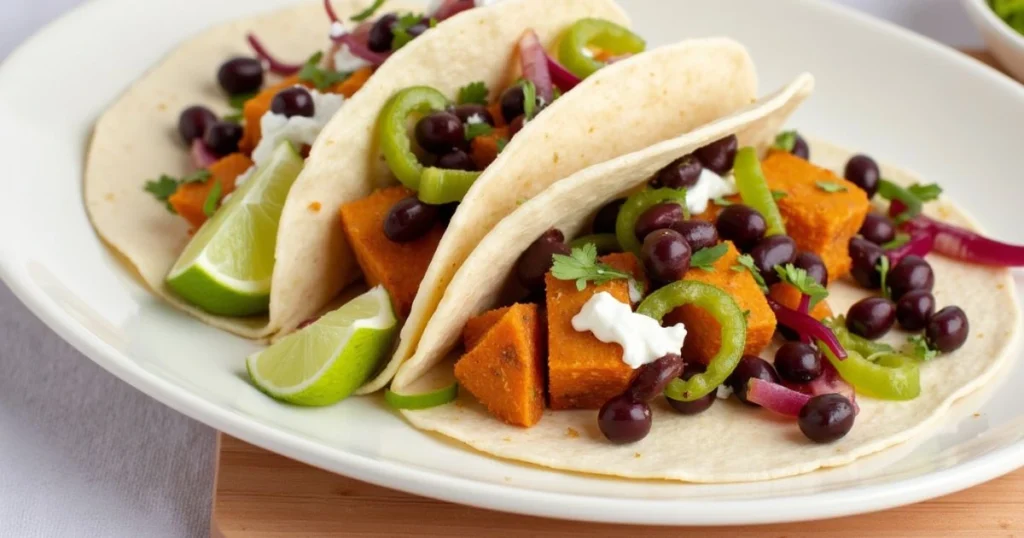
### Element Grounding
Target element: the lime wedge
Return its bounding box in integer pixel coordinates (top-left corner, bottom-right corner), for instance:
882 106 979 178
246 285 397 406
166 142 303 316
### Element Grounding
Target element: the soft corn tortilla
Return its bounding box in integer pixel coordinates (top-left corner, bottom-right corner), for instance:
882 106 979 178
280 15 760 393
396 75 1022 482
84 0 419 338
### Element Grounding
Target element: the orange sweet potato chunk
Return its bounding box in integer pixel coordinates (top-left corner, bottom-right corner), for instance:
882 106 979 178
463 306 511 351
339 186 443 318
546 252 645 410
470 126 510 170
331 66 373 98
768 282 833 321
665 242 776 364
239 75 303 154
454 303 545 427
168 153 253 229
761 151 870 281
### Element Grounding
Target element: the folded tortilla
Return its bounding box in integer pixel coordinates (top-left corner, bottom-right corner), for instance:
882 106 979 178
394 74 1022 482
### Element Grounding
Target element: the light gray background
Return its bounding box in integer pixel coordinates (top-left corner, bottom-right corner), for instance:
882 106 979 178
0 1 984 536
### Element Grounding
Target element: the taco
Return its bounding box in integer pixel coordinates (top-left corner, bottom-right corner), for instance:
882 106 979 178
389 73 1021 482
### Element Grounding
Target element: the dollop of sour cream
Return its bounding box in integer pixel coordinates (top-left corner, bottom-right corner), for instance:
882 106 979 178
572 292 688 369
686 168 737 215
251 87 345 165
333 43 373 73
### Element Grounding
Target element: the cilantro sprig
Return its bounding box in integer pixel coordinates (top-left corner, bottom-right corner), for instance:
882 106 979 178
773 130 798 152
464 122 493 141
143 170 211 213
775 264 828 308
298 52 348 91
877 255 891 299
905 334 938 361
907 183 942 202
732 253 768 294
816 180 847 193
350 0 387 22
881 232 910 251
690 243 729 272
552 243 638 292
203 180 223 217
391 13 425 50
457 81 489 105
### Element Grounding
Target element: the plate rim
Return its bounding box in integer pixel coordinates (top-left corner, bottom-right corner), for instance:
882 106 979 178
2 0 1023 525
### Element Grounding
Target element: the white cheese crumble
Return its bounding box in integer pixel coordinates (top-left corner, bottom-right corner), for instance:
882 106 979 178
716 385 734 400
572 292 688 369
329 21 348 40
251 87 345 165
333 43 373 73
686 168 737 215
466 113 485 125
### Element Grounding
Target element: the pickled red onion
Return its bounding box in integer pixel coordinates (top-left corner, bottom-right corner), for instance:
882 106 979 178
890 199 1024 266
545 50 581 92
323 0 341 24
746 378 810 417
334 22 391 65
766 297 847 359
885 228 934 266
190 139 218 169
784 361 859 413
247 34 303 75
433 0 475 21
518 30 553 104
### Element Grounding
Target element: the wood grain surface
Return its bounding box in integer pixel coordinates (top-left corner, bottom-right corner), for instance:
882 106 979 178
210 49 1022 538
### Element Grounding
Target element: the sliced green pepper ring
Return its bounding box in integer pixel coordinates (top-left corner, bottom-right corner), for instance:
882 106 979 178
384 383 459 410
377 86 450 190
615 187 689 255
557 18 646 79
820 344 921 401
734 147 787 236
637 281 746 401
418 167 482 204
825 317 896 358
569 233 621 254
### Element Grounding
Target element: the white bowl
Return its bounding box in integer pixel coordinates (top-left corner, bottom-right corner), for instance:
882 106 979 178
963 0 1024 81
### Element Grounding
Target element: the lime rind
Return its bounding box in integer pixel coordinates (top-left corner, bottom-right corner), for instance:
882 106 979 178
246 286 397 406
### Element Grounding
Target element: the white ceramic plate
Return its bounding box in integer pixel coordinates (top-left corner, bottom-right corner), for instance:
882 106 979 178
2 0 1023 526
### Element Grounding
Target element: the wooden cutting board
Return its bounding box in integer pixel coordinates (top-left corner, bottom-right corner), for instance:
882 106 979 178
209 50 1023 537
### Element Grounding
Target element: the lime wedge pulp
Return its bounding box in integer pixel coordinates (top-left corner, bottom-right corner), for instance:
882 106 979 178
166 142 304 316
246 285 397 406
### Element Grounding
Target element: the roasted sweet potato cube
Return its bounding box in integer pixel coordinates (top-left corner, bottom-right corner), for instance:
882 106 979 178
761 151 870 281
546 252 644 410
768 282 833 321
454 303 545 427
168 153 253 229
665 242 776 363
463 306 512 351
339 186 443 318
239 76 303 154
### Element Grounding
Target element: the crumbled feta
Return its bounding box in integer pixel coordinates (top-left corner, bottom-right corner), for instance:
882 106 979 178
251 87 345 165
685 168 737 215
466 113 485 125
572 292 688 369
333 43 372 73
716 385 734 400
329 21 348 40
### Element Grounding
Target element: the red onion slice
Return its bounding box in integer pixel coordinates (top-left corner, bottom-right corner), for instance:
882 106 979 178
434 0 475 21
190 139 218 170
785 362 859 414
545 50 581 92
332 21 391 65
767 297 847 359
746 378 810 417
247 34 303 75
323 0 341 24
518 30 553 104
911 215 1024 266
886 228 934 266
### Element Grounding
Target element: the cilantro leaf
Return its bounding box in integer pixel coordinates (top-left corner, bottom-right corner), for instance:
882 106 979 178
390 13 425 51
143 170 212 213
228 92 256 110
881 232 910 251
906 334 938 361
775 263 829 308
877 255 891 299
772 190 788 201
907 183 942 202
464 122 493 141
457 81 489 105
297 51 348 91
773 130 798 152
203 180 222 218
522 80 537 120
690 243 729 272
816 180 847 193
712 197 734 207
551 243 636 291
732 253 768 293
496 138 508 153
350 0 387 22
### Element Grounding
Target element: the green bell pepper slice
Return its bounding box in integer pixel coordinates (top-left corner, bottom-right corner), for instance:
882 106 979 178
734 146 787 236
820 343 921 401
637 281 746 401
557 18 646 79
377 86 450 190
417 167 482 205
615 187 689 255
